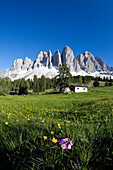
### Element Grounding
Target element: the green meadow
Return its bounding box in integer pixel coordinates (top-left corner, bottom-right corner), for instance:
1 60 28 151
0 87 113 169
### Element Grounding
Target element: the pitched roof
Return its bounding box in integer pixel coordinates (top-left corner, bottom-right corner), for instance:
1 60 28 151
70 83 88 88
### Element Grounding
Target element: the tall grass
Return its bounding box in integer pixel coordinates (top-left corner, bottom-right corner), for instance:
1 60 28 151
0 87 113 169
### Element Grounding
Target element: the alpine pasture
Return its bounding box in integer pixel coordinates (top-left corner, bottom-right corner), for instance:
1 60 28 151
0 87 113 169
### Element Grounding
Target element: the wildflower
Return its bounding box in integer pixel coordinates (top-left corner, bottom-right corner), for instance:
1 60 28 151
58 123 61 128
52 138 58 143
59 138 73 149
5 122 8 125
66 121 70 123
41 119 45 125
42 119 45 123
43 136 47 140
98 123 100 125
61 144 67 149
51 131 54 134
67 144 72 149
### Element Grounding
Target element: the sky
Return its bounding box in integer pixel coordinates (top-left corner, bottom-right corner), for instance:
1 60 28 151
0 0 113 72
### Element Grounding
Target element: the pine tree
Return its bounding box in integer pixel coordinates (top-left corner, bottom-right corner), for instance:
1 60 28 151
78 76 82 84
19 79 28 94
93 77 100 87
40 75 46 92
105 77 109 86
57 64 72 92
33 75 40 92
109 77 112 86
46 78 51 89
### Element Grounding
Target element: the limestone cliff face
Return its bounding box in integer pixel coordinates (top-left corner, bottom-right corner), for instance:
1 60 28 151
11 59 23 71
52 50 62 68
95 56 110 71
73 58 81 72
76 51 101 72
61 46 76 71
33 50 52 69
0 46 112 80
61 46 81 72
22 57 33 71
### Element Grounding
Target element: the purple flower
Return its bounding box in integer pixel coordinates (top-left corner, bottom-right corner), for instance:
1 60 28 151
67 144 72 149
59 138 73 150
59 139 64 144
61 144 67 149
63 138 69 142
41 119 45 125
42 119 45 123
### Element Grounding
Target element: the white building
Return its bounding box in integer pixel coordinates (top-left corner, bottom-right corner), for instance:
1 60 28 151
70 83 88 93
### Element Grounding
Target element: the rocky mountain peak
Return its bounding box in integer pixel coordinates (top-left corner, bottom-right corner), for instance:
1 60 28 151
11 59 23 71
0 46 112 81
95 56 110 71
33 50 52 69
76 52 100 72
52 50 62 68
61 46 75 71
84 51 89 57
22 57 33 71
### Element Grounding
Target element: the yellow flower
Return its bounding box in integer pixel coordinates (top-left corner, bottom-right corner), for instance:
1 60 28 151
98 123 100 125
51 131 54 134
5 122 8 125
66 121 70 123
43 136 47 140
52 138 58 143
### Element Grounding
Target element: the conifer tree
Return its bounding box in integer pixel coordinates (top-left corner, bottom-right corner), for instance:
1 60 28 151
19 79 28 94
33 75 40 92
40 75 46 92
93 77 100 87
78 75 82 84
57 64 72 92
46 78 51 89
105 77 109 86
109 77 112 86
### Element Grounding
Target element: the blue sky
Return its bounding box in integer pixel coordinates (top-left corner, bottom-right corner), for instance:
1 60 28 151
0 0 113 72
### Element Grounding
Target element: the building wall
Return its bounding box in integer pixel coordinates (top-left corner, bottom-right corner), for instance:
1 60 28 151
75 87 88 93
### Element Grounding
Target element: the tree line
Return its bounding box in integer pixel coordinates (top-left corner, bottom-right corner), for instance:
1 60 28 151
0 64 113 95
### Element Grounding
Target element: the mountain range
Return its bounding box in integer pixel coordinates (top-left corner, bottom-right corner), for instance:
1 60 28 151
0 46 113 81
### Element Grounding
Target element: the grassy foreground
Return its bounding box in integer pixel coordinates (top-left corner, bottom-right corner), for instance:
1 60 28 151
0 87 113 169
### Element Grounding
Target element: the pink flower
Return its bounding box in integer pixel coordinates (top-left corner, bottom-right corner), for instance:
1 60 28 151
67 144 72 149
41 119 45 125
42 119 45 123
61 144 67 149
59 138 73 150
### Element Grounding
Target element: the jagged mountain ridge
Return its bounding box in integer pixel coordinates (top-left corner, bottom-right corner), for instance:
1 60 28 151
0 46 112 81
